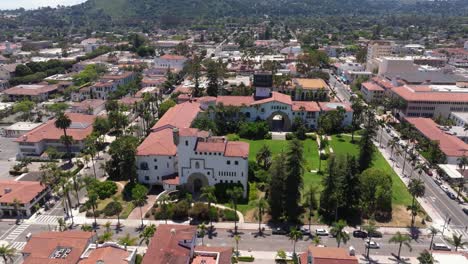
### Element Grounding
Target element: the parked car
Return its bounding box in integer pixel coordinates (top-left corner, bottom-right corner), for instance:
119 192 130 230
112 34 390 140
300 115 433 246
432 243 451 251
300 228 311 235
434 179 443 186
423 167 433 176
441 185 449 192
315 228 329 236
368 230 383 238
462 208 468 215
353 230 368 238
365 241 380 249
272 227 288 235
447 192 456 200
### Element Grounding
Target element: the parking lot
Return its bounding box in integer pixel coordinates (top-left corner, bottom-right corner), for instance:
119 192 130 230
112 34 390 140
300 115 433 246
0 127 18 161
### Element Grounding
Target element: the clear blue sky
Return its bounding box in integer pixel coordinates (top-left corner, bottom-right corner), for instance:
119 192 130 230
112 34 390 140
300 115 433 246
0 0 87 10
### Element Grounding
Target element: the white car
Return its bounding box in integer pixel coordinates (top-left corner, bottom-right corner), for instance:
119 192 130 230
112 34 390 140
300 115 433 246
365 241 380 249
441 185 449 192
432 243 451 251
315 228 329 236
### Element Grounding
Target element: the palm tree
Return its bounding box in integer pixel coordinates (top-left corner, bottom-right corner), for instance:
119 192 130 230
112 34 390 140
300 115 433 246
86 191 99 228
200 186 217 229
313 236 321 246
227 187 243 235
387 138 399 160
456 155 468 200
288 227 303 257
233 235 240 256
447 234 468 251
330 220 350 248
12 198 21 224
0 244 16 264
118 233 138 246
112 197 123 229
98 231 113 243
70 173 83 206
131 184 148 228
139 224 156 246
54 113 72 163
57 217 67 232
363 221 378 259
408 179 425 229
104 221 111 232
159 195 170 224
252 198 267 235
198 224 206 246
428 226 439 250
377 119 386 147
417 250 435 264
81 224 93 232
394 147 403 168
389 232 412 259
256 145 272 170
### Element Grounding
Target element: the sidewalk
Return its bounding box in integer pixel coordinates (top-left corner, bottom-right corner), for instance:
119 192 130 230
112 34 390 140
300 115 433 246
127 195 158 220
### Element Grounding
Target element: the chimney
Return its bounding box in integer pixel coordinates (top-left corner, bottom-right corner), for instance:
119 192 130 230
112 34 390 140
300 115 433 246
172 128 179 146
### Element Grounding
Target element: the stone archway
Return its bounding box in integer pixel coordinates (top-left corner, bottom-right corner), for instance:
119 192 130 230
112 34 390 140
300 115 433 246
186 173 209 194
267 111 291 131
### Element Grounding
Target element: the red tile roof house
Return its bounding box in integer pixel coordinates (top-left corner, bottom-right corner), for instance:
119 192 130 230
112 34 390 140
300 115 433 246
299 246 358 264
69 99 106 115
3 84 59 101
136 101 250 197
15 113 96 158
0 180 51 218
21 231 96 264
142 224 232 264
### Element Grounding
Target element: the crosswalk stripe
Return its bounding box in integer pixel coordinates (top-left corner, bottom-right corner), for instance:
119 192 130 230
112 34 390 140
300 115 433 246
10 242 26 251
34 215 63 225
5 224 30 240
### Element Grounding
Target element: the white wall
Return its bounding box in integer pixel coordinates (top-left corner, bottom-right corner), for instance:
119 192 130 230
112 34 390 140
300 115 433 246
136 155 177 185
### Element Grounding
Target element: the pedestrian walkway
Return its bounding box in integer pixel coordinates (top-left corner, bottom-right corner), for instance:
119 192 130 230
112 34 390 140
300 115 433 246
5 223 30 241
271 132 286 140
30 215 62 225
9 242 26 251
127 195 158 220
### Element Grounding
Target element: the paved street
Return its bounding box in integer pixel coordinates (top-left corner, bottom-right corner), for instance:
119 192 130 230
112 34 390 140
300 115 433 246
329 74 352 102
377 124 468 236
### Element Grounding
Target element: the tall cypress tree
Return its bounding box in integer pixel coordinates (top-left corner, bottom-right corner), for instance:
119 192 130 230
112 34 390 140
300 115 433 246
285 139 304 222
358 107 377 172
268 152 287 221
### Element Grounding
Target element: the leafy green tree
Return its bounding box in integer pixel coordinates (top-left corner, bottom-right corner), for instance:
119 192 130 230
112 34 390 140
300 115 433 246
98 231 113 243
330 220 350 248
139 224 156 246
54 113 72 162
81 224 93 232
47 102 68 115
118 233 138 246
318 108 346 134
408 179 425 229
360 168 393 219
106 136 139 182
350 98 365 142
320 154 344 221
15 64 33 77
285 139 304 222
389 232 412 259
198 223 206 246
13 100 35 121
447 234 468 251
57 217 67 232
205 59 225 96
268 152 287 220
132 184 149 228
158 99 176 118
93 117 111 136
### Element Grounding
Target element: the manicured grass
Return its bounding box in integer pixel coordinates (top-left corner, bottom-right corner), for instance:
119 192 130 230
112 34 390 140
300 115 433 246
330 134 413 206
95 193 135 219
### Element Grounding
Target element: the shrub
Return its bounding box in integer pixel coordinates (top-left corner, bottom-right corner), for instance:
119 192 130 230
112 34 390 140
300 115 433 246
94 210 101 217
85 211 94 217
91 181 118 200
103 201 123 216
264 132 272 139
285 133 295 140
79 205 88 213
238 121 269 140
227 134 240 141
189 202 211 221
220 209 238 221
172 200 190 220
237 256 255 262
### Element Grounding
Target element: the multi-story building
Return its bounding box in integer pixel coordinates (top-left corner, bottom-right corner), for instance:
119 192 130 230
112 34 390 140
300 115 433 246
360 81 385 103
3 84 59 101
0 180 51 218
71 71 135 101
275 78 330 101
15 113 95 158
366 40 395 71
153 54 188 73
69 99 106 115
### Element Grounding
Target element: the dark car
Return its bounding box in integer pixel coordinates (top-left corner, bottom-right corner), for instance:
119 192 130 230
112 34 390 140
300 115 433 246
272 227 288 235
462 208 468 215
353 230 368 238
368 230 383 238
447 192 456 200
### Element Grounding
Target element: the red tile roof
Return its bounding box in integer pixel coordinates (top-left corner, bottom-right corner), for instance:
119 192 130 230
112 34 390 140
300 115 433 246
216 96 254 107
179 128 209 137
406 117 468 157
15 113 95 143
251 92 292 106
372 77 394 90
292 101 320 112
0 181 47 204
160 54 187 60
70 99 105 111
79 245 131 264
299 246 358 264
174 85 191 94
194 246 232 264
137 128 177 156
392 85 468 102
3 84 58 96
225 141 249 158
142 224 196 264
102 71 134 81
162 176 180 186
118 97 143 106
362 81 384 92
22 231 95 264
151 101 201 132
196 142 226 153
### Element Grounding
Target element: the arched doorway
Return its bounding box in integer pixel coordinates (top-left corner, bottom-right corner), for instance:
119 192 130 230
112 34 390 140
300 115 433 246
186 173 209 195
267 111 291 131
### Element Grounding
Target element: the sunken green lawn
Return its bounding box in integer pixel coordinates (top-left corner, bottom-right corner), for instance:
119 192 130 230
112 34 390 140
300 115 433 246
243 135 412 207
